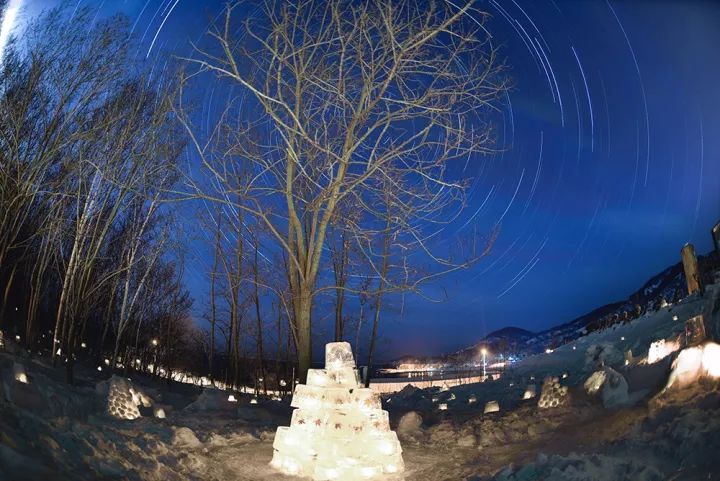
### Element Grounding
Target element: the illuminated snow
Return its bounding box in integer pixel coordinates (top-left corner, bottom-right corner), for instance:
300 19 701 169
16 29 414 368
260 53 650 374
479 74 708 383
537 377 568 409
648 339 679 364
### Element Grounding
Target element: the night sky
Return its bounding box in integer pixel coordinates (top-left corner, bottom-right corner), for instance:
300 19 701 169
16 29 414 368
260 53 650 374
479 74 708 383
4 0 719 360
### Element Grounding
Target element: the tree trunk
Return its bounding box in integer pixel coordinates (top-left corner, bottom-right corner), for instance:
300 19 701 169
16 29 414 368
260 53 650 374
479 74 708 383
253 237 266 393
365 220 391 388
295 290 312 382
0 263 17 329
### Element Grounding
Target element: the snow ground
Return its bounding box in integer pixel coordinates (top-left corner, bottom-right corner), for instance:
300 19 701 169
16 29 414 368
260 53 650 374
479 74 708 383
1 280 719 481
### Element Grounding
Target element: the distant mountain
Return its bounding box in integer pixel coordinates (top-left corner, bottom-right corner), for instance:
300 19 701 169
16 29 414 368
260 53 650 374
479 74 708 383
486 326 535 340
442 326 535 363
443 250 718 361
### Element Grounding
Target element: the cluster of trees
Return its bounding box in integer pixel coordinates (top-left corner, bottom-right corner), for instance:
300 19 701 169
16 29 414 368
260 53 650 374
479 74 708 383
0 9 193 383
0 0 506 387
181 0 506 385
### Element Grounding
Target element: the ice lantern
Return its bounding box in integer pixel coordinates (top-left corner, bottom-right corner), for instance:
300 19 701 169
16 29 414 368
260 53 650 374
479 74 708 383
270 342 404 480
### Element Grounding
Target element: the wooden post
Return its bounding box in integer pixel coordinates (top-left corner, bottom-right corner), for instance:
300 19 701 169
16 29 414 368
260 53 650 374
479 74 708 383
684 315 707 347
681 243 701 295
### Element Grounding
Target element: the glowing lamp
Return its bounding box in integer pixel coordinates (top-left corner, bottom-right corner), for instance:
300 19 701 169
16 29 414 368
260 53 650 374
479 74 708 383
522 384 536 400
228 395 237 402
702 342 720 378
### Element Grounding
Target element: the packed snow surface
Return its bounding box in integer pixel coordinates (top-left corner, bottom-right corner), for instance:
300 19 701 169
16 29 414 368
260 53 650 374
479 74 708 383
0 281 718 480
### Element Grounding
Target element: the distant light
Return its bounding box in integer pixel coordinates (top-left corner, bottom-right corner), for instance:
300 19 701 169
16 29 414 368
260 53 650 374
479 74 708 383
438 403 448 411
151 339 158 346
250 397 258 405
97 366 103 371
15 335 20 341
672 315 679 321
104 358 111 365
135 359 141 364
228 395 237 402
545 348 554 354
81 342 87 348
56 348 61 356
572 346 577 350
620 337 625 341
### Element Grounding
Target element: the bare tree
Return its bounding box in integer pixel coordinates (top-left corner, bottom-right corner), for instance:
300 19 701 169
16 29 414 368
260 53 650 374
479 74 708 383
177 0 507 380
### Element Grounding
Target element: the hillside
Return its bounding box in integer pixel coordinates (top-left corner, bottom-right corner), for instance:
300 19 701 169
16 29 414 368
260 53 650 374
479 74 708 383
449 250 719 361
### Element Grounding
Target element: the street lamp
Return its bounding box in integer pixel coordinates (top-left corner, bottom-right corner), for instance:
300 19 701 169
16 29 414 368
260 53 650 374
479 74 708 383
481 347 488 378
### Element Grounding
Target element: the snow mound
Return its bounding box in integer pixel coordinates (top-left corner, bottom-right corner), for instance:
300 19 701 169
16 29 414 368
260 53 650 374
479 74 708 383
585 343 623 370
184 388 237 412
171 426 202 448
396 411 423 440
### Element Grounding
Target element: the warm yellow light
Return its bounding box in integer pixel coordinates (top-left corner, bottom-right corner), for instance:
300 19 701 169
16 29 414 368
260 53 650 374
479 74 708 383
702 342 720 378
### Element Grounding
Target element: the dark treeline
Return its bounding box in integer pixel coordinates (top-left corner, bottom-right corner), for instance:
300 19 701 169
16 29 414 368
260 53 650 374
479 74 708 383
0 8 197 384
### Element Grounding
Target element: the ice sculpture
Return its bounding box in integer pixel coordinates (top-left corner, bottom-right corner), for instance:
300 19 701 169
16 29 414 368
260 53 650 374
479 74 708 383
537 377 568 409
270 342 404 480
107 376 152 420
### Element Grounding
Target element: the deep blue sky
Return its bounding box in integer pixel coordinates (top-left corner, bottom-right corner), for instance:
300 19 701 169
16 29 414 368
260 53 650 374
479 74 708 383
8 0 720 360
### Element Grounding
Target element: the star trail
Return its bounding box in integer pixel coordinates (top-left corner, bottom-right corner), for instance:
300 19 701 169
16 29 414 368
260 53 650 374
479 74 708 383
5 0 718 359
